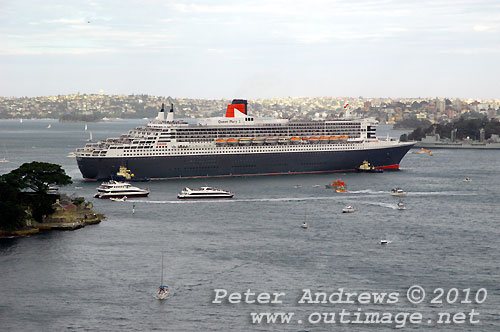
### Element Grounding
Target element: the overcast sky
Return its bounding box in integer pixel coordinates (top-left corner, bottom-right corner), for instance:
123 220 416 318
1 0 499 99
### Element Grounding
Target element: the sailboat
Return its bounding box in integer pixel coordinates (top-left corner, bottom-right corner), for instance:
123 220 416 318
87 131 93 142
301 206 308 229
157 253 169 300
84 123 88 131
47 124 51 129
19 118 23 124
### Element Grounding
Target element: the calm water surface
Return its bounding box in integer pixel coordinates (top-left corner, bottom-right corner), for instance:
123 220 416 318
0 120 499 331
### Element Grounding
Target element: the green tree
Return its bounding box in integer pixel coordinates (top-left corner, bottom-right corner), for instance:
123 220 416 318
1 162 73 225
9 162 72 194
0 176 27 230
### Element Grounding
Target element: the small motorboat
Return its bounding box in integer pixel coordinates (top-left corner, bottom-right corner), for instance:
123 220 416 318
463 177 472 182
312 184 320 188
301 222 308 229
177 187 233 199
390 188 407 197
66 152 76 158
294 185 302 189
357 160 383 173
326 179 348 192
110 196 127 202
413 148 433 156
380 240 391 245
326 179 345 189
397 200 406 210
342 205 355 213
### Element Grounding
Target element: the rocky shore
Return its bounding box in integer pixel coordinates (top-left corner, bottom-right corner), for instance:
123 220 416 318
0 195 104 238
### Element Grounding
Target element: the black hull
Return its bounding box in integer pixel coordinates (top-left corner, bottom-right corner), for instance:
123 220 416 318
77 144 415 180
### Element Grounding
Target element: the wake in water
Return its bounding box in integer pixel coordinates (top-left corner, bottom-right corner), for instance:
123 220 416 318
127 196 349 204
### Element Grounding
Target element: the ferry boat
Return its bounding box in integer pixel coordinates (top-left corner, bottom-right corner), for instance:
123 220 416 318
75 99 415 180
94 180 149 199
177 187 234 199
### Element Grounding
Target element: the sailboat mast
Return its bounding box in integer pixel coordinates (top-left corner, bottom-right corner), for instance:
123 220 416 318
160 253 164 285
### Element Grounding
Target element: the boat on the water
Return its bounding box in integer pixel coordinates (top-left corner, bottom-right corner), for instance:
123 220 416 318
110 196 127 202
326 179 345 189
463 177 472 182
397 200 406 210
94 180 149 199
177 187 234 199
342 205 355 213
326 179 348 193
113 166 150 182
157 253 169 300
390 188 407 197
413 147 433 156
380 240 391 245
301 221 308 229
357 160 383 173
75 100 415 180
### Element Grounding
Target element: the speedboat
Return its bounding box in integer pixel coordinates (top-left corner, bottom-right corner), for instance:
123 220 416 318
110 196 127 202
357 160 383 173
342 205 355 213
312 184 320 188
301 222 308 229
294 185 302 189
326 179 345 189
326 179 348 192
380 240 391 245
397 200 406 210
390 188 407 197
94 180 149 199
177 187 234 199
413 148 433 156
463 177 472 182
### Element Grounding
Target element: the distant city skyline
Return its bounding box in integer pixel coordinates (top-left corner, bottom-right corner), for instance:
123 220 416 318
1 0 500 99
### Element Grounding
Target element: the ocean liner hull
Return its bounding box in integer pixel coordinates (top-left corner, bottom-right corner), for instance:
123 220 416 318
77 143 414 180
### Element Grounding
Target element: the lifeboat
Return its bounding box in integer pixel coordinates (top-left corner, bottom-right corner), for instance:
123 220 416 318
216 138 228 146
319 136 330 144
238 137 252 145
329 136 339 143
265 137 278 145
227 138 238 145
301 137 309 144
278 137 289 144
309 137 319 144
252 137 265 145
290 137 301 144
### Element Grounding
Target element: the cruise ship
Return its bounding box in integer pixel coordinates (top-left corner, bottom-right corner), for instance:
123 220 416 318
75 99 415 180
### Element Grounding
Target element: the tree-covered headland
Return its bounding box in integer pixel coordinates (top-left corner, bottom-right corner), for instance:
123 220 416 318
0 162 72 230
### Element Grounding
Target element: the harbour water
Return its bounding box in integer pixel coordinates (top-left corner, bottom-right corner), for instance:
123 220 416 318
1 119 499 331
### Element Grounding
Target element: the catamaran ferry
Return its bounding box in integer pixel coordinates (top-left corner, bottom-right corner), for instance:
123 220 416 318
75 99 415 180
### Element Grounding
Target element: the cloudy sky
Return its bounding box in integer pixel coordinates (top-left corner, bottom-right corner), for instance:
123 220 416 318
1 0 499 99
